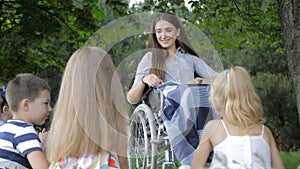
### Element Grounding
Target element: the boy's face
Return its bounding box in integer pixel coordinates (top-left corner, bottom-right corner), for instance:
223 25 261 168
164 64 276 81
27 89 52 126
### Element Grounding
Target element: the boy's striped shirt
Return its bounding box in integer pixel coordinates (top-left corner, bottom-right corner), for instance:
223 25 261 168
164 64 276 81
0 120 42 169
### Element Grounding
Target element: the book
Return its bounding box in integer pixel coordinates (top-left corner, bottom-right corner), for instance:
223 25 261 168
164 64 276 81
155 81 180 89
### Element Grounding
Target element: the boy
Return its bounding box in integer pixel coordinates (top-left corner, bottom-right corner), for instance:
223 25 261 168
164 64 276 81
0 73 51 169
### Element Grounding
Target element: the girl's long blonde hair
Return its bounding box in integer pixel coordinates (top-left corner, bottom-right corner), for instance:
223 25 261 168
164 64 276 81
211 66 263 129
46 46 128 161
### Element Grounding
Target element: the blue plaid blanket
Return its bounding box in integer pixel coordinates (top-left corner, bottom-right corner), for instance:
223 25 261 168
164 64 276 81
160 84 217 165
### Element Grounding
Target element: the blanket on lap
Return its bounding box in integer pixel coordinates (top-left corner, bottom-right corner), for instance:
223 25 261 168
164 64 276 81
160 84 215 166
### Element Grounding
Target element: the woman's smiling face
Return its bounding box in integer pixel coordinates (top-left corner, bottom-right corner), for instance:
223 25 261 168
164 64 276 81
155 20 180 52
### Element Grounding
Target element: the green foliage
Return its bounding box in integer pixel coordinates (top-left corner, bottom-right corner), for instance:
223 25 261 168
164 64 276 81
220 45 288 75
281 151 300 169
189 0 283 53
0 0 104 82
0 0 124 99
98 0 128 26
140 0 188 15
253 73 296 123
252 72 300 150
109 35 148 91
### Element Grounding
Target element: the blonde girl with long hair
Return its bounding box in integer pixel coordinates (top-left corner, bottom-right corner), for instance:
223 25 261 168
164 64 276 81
191 66 285 169
46 46 128 169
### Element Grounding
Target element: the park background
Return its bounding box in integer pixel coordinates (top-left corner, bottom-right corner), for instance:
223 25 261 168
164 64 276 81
0 0 299 168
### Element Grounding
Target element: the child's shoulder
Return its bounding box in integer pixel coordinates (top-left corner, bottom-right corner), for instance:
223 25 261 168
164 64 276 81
261 124 274 143
7 120 34 129
201 119 225 144
205 119 222 128
202 120 223 135
5 120 38 136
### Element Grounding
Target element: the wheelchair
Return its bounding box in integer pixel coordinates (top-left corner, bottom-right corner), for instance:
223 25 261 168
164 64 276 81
127 84 215 169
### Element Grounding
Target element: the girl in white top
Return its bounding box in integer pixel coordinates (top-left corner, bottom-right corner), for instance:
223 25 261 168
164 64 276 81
191 66 285 169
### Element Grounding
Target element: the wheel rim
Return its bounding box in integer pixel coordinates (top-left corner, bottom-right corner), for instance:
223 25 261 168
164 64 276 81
128 109 151 168
128 104 172 169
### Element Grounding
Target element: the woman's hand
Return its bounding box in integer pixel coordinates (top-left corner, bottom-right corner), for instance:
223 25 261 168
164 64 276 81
142 74 163 87
188 77 212 84
127 74 162 103
187 77 203 84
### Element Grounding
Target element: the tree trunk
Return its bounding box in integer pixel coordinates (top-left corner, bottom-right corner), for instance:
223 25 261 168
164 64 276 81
278 0 300 125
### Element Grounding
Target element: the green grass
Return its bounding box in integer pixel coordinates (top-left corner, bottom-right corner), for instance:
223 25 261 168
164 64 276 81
158 151 300 169
132 151 300 169
281 151 300 169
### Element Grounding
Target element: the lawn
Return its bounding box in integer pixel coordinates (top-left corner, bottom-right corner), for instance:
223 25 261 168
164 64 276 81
281 151 300 169
155 151 300 168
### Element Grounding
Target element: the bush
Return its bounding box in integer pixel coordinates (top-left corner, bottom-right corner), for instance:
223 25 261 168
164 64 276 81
253 72 300 151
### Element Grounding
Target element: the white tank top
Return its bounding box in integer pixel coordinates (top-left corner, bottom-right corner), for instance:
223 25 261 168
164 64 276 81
209 120 271 169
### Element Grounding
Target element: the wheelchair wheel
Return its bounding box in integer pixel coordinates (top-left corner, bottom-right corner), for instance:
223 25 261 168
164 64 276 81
128 104 158 169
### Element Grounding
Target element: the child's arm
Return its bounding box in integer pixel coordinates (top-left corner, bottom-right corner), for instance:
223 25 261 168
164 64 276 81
16 128 50 169
118 155 128 169
27 151 50 169
191 140 211 169
265 127 285 169
191 121 215 169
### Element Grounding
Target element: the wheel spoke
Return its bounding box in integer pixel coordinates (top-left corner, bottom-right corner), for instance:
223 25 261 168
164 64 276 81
128 104 173 169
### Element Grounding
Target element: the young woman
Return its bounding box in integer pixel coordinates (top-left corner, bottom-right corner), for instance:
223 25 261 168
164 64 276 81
191 67 285 169
46 47 129 169
127 13 217 167
127 13 217 104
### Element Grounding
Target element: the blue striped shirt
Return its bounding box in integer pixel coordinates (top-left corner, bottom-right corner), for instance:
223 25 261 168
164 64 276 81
0 120 42 169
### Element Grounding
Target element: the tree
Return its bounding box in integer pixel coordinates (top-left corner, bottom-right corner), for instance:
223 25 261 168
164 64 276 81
0 0 130 101
0 0 105 100
0 0 128 129
278 0 300 125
